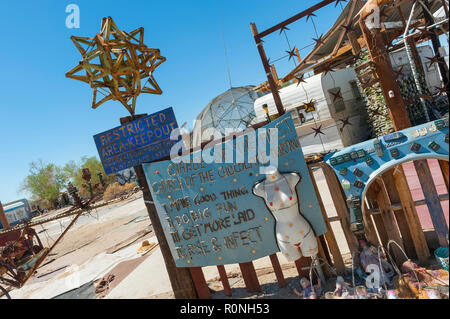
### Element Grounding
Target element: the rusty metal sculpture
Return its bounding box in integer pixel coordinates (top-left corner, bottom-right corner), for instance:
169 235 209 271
66 17 166 115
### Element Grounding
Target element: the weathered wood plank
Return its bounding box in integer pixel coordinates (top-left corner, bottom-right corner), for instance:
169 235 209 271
189 267 211 299
308 166 346 275
374 178 408 266
414 159 449 248
363 188 382 247
321 163 360 254
217 265 232 297
238 262 262 293
392 166 430 264
269 254 286 288
382 170 416 259
439 160 449 192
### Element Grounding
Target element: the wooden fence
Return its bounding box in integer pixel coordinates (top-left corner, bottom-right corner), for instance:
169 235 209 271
186 157 449 298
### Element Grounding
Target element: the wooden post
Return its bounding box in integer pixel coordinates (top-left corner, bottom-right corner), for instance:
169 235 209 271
414 160 449 248
359 19 411 130
321 163 360 254
239 262 262 293
0 202 10 230
366 187 388 247
392 166 430 264
295 257 311 278
250 23 285 116
120 115 197 299
308 166 346 275
374 178 408 266
439 160 449 192
189 267 211 299
217 265 232 296
382 170 416 259
269 254 286 288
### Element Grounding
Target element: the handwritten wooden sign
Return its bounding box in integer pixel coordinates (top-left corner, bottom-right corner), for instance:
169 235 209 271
93 107 178 175
143 114 327 267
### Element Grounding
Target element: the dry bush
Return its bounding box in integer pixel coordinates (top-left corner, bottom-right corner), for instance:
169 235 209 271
103 182 137 201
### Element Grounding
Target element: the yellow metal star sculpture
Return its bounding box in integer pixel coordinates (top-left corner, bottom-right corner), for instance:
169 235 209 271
66 17 166 115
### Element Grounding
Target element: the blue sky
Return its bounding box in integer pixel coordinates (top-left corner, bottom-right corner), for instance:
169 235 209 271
0 1 345 202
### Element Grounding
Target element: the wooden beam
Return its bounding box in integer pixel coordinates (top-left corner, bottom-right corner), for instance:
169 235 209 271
217 265 232 297
255 0 336 39
250 23 285 116
320 163 360 254
414 160 449 248
374 178 408 266
189 267 211 299
366 186 389 247
392 166 430 265
382 170 417 259
239 262 262 293
308 166 346 275
295 257 312 278
269 254 287 287
359 19 411 130
439 160 449 192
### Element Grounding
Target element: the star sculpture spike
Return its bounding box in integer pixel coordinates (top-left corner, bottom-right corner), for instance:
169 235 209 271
426 54 445 68
66 17 166 115
339 116 352 128
351 52 363 64
416 26 433 39
404 96 414 105
279 25 290 34
312 125 325 137
322 64 335 77
341 23 353 32
306 11 317 22
394 66 404 79
313 34 325 48
371 106 384 117
419 93 433 100
286 47 297 61
331 89 342 102
434 85 448 97
335 0 348 7
295 74 307 86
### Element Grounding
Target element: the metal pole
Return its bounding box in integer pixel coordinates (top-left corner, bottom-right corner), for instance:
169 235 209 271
402 1 430 122
250 23 285 116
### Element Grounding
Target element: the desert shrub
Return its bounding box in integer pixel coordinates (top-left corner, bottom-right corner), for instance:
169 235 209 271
103 182 137 201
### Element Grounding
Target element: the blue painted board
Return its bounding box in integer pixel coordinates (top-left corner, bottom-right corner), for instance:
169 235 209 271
143 114 327 267
93 107 179 175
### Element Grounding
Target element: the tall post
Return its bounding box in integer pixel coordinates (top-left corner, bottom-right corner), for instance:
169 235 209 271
359 20 411 130
0 202 10 230
250 23 285 116
423 0 449 85
120 115 198 299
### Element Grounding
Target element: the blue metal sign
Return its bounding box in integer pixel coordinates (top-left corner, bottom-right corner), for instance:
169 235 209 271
324 117 449 233
143 114 327 267
93 107 179 175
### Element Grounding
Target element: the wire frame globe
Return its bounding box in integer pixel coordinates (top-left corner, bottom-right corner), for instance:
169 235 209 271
193 86 260 146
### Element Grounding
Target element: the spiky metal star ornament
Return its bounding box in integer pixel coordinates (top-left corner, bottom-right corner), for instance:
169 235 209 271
426 54 445 68
339 116 352 128
286 47 297 61
331 89 342 102
312 125 325 137
304 100 316 113
295 74 307 86
66 17 166 115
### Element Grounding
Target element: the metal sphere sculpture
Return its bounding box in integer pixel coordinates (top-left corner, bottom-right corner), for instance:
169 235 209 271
66 17 166 115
